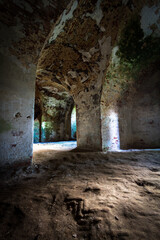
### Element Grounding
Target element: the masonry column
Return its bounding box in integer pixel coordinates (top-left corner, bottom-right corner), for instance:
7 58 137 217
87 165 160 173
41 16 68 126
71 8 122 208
75 91 102 151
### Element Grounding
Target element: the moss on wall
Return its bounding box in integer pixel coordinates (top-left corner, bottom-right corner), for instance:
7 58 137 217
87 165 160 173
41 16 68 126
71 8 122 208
0 117 12 133
117 15 160 77
101 10 160 150
105 14 160 100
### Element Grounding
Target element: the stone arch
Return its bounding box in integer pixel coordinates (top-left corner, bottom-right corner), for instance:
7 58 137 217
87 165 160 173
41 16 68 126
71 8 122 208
0 0 71 165
36 0 131 150
0 0 159 166
34 79 75 142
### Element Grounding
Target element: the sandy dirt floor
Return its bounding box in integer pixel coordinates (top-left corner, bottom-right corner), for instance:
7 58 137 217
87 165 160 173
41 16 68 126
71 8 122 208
0 142 160 240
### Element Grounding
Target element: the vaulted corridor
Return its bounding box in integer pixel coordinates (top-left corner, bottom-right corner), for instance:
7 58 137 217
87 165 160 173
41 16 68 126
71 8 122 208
0 0 160 239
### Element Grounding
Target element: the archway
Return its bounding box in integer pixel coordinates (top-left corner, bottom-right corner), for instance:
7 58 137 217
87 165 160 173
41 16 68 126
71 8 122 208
0 0 160 166
36 0 127 151
33 81 76 143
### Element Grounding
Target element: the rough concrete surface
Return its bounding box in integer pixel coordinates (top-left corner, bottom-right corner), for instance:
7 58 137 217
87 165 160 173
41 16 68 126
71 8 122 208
0 144 160 240
0 0 70 165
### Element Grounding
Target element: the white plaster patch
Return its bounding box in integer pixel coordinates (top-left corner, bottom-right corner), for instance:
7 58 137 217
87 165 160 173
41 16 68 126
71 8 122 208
56 75 61 79
71 85 77 90
100 26 106 32
86 0 103 26
64 76 71 87
90 47 99 55
93 36 112 90
111 46 119 66
98 36 112 69
81 75 88 83
79 47 99 62
141 5 160 37
79 50 92 62
68 71 78 78
68 70 88 83
43 86 58 93
49 0 78 43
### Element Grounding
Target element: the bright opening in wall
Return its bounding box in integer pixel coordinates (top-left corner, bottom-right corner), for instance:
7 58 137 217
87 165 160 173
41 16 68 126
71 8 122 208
103 108 120 151
71 105 76 140
33 99 77 143
34 119 40 143
108 109 120 150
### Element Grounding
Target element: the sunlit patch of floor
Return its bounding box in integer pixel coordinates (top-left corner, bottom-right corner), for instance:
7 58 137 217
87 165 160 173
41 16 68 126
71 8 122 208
33 141 160 153
1 145 160 240
109 148 160 152
33 141 77 152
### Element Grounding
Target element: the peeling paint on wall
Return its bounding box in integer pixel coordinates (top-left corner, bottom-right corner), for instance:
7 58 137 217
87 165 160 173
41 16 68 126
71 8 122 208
101 4 160 150
86 0 103 26
49 0 78 43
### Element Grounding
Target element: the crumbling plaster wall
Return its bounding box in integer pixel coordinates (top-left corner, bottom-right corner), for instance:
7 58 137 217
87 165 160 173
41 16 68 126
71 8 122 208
0 0 70 165
119 64 160 149
101 1 160 150
0 57 36 165
0 19 36 165
1 0 159 165
37 0 133 151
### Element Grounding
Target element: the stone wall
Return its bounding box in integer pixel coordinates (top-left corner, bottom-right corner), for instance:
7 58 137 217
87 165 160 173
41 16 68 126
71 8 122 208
119 66 160 149
40 92 74 142
37 0 131 150
0 0 70 165
34 84 74 142
0 0 160 166
101 2 160 150
0 55 36 165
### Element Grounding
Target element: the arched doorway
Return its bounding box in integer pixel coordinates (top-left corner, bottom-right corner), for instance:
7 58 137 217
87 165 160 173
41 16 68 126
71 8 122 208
33 83 76 144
